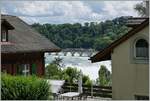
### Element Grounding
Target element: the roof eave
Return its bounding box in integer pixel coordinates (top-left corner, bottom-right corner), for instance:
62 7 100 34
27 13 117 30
1 48 61 54
90 18 149 63
90 51 111 63
44 48 61 52
2 19 15 30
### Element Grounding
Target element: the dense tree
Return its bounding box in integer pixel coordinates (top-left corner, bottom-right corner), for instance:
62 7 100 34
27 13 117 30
93 36 113 50
31 17 129 51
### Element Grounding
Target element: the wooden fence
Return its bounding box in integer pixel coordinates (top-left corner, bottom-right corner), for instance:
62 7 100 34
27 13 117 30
61 82 112 98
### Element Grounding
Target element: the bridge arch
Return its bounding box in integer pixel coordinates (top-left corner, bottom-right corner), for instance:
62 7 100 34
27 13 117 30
49 48 98 57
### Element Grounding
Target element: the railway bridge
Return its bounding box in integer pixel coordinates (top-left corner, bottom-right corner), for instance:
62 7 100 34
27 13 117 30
48 48 98 57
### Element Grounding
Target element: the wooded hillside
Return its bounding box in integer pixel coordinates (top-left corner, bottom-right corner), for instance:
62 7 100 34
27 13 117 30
31 16 130 51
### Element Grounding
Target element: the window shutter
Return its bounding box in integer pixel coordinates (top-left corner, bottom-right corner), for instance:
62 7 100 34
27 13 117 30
32 64 37 75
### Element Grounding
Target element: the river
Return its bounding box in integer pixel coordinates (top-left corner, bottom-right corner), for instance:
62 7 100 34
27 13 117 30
45 52 111 81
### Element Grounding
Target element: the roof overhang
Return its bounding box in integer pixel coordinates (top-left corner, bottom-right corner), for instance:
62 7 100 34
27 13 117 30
1 48 61 54
90 18 149 63
1 19 15 30
90 51 111 63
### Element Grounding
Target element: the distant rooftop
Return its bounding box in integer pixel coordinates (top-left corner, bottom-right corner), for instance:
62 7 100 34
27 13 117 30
125 17 148 27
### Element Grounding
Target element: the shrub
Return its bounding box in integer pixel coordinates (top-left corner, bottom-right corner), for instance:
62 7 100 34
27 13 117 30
45 63 62 79
1 74 51 100
97 65 111 86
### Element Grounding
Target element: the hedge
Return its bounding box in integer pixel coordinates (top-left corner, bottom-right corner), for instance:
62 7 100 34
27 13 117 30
1 74 51 100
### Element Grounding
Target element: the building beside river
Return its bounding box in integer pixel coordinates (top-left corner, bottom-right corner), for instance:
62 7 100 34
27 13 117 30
90 18 149 100
1 15 61 76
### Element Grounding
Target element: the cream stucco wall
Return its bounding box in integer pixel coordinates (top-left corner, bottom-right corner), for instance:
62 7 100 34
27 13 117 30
111 26 149 100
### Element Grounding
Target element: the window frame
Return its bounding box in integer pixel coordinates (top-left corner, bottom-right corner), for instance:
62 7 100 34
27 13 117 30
22 64 30 76
133 38 149 60
130 35 149 64
1 27 8 42
17 64 30 76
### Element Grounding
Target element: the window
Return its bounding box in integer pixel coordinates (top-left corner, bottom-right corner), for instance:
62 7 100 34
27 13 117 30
17 64 30 76
1 29 7 42
135 39 149 59
22 64 30 76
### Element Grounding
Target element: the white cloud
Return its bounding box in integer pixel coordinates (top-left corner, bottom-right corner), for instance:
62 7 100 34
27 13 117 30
1 8 8 14
101 1 141 20
1 1 142 24
2 1 103 24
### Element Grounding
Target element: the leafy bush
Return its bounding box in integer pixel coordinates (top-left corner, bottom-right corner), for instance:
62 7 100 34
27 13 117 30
1 74 51 100
45 63 62 79
45 63 93 86
97 65 112 86
62 67 79 84
82 75 92 86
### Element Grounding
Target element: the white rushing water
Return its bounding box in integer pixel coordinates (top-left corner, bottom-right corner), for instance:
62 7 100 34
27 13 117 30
45 53 111 80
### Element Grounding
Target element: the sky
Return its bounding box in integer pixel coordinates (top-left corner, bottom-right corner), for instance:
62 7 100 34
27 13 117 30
1 0 142 24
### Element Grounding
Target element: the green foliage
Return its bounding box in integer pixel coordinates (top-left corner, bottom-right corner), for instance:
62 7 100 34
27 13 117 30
51 57 63 67
45 63 62 79
62 67 79 84
134 1 148 17
61 67 92 86
45 63 92 86
82 75 92 86
93 36 113 50
31 17 129 50
97 65 111 86
1 74 50 100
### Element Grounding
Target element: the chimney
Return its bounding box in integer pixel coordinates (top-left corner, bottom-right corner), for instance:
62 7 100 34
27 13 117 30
145 1 149 17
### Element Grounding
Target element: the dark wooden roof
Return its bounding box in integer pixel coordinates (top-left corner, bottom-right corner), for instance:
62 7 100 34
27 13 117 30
90 18 149 63
1 15 61 53
1 19 14 30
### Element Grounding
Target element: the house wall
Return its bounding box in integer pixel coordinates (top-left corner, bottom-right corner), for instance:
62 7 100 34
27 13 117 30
111 26 149 100
1 52 45 77
1 64 13 74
